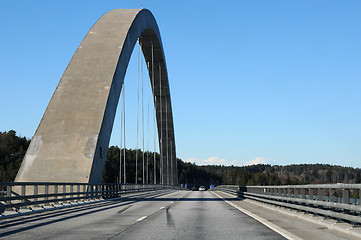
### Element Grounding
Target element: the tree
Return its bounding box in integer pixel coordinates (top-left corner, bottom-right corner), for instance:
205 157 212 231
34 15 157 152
0 130 30 182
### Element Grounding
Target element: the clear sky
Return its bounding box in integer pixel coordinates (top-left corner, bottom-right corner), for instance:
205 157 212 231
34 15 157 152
1 1 361 168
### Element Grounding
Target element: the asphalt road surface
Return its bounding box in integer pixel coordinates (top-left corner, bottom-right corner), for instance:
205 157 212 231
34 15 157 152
0 190 286 240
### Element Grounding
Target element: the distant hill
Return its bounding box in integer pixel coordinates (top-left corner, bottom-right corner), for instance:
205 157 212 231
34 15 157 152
103 146 361 186
1 130 360 185
181 163 361 186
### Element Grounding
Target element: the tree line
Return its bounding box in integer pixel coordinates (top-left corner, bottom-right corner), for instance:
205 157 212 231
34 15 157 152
0 130 30 182
1 130 361 186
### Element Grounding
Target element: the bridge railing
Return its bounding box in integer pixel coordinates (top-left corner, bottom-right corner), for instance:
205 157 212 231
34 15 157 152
0 182 176 214
213 184 361 225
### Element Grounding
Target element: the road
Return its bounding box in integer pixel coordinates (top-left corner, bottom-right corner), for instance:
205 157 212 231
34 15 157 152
0 190 285 240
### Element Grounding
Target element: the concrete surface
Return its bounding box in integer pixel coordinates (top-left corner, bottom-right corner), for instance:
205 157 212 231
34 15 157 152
1 190 357 239
0 191 285 240
15 9 177 184
215 191 361 240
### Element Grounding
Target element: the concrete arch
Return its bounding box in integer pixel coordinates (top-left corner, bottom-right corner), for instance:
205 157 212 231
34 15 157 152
15 9 177 185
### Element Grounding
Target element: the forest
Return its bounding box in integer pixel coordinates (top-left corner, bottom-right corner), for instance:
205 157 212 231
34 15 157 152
1 130 361 187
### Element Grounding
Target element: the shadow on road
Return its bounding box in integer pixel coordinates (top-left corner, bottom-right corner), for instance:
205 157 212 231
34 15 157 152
0 191 241 237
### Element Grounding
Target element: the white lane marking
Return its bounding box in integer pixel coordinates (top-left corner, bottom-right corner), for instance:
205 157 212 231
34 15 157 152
136 216 148 222
244 198 361 239
212 191 303 240
160 206 165 209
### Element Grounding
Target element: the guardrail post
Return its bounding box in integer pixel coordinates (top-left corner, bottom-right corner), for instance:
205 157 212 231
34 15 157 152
6 185 12 205
343 189 349 204
309 188 314 200
63 184 67 202
83 185 87 200
34 184 38 206
21 185 26 209
5 185 11 203
94 185 97 199
96 184 100 198
88 184 91 199
77 185 80 200
318 188 323 201
45 184 49 205
102 184 105 198
54 185 58 203
301 188 306 199
329 188 335 202
70 185 73 202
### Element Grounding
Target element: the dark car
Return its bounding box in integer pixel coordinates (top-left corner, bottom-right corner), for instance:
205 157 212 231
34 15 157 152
191 187 198 191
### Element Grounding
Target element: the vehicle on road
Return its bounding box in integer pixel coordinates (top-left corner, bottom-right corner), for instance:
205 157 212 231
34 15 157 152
199 186 206 191
191 187 198 191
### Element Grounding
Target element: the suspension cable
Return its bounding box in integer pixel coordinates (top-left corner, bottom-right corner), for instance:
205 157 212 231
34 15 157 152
171 141 173 185
136 38 140 184
123 80 126 183
159 62 163 184
119 84 123 184
141 42 145 185
152 40 156 185
175 141 178 185
166 100 169 185
147 61 150 185
165 102 172 184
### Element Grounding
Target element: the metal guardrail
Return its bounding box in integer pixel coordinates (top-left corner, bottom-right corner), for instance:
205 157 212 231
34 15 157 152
213 184 361 225
0 182 177 214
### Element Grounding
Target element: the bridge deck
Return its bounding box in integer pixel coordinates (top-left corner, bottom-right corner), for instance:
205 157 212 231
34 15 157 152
0 190 358 239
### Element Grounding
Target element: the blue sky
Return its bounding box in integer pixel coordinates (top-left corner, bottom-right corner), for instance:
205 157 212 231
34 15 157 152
1 1 361 168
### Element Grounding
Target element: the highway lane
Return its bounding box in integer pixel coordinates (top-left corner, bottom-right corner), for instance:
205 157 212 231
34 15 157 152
113 190 285 240
0 190 286 239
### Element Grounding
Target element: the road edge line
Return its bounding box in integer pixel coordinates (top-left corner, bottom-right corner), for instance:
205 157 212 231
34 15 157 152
212 191 303 240
243 198 361 239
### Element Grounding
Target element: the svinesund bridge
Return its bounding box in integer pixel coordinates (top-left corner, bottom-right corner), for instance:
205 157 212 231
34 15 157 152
1 9 361 240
